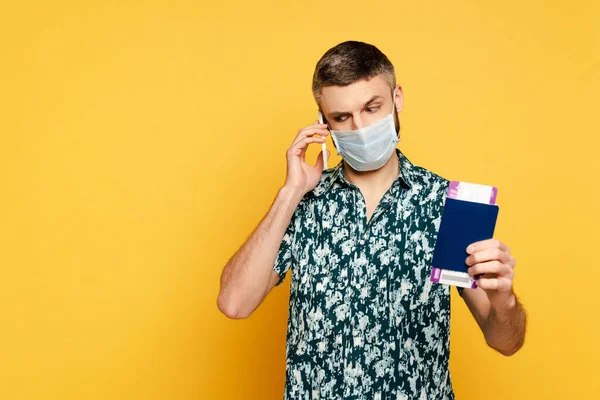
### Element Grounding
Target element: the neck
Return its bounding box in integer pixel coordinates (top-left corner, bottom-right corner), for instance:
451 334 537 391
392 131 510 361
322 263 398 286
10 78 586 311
344 150 400 193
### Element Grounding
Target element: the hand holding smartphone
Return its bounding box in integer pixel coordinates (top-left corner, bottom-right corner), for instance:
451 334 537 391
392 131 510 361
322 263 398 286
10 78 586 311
318 111 328 170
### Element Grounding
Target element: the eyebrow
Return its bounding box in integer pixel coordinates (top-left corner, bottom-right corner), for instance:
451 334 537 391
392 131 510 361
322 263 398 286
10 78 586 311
329 95 384 119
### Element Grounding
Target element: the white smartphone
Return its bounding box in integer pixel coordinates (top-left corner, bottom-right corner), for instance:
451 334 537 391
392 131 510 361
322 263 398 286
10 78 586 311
318 111 328 170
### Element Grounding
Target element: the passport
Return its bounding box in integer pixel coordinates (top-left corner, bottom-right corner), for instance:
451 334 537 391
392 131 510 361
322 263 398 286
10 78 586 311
432 198 499 274
430 181 499 288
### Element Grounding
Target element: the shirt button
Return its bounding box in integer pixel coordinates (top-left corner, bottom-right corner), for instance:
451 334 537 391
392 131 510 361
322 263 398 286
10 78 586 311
359 239 365 245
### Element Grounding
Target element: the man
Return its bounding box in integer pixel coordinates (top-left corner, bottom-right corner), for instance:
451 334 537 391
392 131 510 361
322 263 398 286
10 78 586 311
217 41 526 399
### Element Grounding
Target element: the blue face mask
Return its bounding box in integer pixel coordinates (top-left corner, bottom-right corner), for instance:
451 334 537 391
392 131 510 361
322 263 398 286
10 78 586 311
329 92 399 172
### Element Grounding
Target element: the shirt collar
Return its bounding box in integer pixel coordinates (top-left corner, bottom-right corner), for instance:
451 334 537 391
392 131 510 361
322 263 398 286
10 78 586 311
320 148 418 193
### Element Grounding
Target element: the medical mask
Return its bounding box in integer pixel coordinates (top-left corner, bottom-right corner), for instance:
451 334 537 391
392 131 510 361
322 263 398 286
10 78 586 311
329 94 399 172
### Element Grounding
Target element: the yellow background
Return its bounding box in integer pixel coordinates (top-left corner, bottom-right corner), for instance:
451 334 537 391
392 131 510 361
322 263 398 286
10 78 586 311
1 1 598 399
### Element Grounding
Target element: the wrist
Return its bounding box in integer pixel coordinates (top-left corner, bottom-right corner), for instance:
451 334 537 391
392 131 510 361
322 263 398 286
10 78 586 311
278 185 305 205
490 291 517 312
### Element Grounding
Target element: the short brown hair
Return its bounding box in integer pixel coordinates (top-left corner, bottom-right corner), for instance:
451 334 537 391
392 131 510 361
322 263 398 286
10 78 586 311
312 41 396 105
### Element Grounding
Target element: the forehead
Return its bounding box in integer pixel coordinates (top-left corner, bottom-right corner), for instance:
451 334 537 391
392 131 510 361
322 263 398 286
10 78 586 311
320 75 391 113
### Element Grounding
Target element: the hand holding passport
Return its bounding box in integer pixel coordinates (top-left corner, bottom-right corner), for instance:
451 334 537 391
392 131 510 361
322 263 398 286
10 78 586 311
430 181 499 289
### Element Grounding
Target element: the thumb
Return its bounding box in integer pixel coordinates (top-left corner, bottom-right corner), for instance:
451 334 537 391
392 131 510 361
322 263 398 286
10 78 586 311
315 150 330 170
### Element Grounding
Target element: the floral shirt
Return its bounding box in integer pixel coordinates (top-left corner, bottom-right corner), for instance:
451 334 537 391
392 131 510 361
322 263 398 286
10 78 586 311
273 149 461 399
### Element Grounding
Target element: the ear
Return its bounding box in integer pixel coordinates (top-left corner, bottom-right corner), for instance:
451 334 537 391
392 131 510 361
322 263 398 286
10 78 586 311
393 85 404 113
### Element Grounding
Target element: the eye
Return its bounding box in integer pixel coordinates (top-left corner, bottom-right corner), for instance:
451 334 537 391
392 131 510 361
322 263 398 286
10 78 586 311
334 116 348 122
366 106 380 113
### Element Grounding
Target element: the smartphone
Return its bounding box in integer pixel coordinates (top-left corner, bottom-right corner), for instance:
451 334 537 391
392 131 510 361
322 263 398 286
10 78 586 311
318 111 328 170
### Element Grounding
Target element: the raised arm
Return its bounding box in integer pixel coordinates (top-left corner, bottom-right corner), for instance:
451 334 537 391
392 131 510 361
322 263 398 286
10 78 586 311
216 121 330 319
461 239 527 356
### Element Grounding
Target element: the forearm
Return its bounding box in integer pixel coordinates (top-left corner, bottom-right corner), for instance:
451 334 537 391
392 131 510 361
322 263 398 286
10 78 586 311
483 293 527 356
217 186 303 318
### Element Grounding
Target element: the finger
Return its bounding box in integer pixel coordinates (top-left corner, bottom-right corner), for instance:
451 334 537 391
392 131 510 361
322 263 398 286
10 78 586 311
313 150 330 170
476 276 512 292
466 247 511 266
288 136 327 157
468 261 514 279
467 239 510 255
292 127 329 146
292 129 329 147
299 136 327 159
298 124 329 135
300 136 329 159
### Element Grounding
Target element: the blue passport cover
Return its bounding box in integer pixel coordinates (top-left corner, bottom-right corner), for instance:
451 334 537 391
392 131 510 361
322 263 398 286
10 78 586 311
432 197 500 273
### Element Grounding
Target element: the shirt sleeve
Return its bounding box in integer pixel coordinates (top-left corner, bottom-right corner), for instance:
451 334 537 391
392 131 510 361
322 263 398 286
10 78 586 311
273 208 298 287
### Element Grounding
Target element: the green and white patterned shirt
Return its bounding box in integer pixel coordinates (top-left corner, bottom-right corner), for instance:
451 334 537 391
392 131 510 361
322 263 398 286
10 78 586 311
273 149 461 399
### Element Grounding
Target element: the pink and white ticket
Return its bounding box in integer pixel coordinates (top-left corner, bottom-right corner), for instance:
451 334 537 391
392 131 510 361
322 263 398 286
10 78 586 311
430 180 498 289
